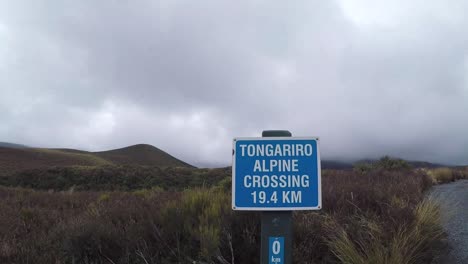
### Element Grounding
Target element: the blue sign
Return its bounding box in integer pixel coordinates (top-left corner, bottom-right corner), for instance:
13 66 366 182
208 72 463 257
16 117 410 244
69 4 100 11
232 137 321 211
269 237 284 264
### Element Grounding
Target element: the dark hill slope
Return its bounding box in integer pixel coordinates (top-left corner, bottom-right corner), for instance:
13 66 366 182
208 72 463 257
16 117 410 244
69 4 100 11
0 142 28 149
1 165 226 191
355 159 445 169
0 147 110 176
321 160 353 170
93 144 193 168
0 144 193 176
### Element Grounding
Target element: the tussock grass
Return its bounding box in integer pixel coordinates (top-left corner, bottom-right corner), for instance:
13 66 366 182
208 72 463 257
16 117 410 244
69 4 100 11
427 167 468 183
427 168 454 183
454 167 468 180
327 198 443 264
0 168 445 263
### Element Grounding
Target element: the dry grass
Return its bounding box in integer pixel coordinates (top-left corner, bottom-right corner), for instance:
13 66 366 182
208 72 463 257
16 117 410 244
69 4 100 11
0 169 444 264
427 168 454 183
0 165 230 191
427 167 468 184
326 198 443 264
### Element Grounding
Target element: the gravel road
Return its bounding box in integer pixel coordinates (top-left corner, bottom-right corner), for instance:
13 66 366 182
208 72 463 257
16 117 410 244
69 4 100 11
431 180 468 264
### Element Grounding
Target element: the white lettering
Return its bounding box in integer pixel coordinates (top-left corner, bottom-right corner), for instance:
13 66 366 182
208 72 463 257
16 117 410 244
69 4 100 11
261 175 270 187
272 241 281 254
244 174 310 188
292 175 300 187
253 160 262 172
304 144 313 156
274 145 282 156
261 160 269 172
291 159 298 172
270 160 278 171
239 143 314 157
244 175 252 188
247 145 255 156
301 175 309 187
279 175 287 188
283 191 290 203
271 175 278 188
296 144 304 156
291 191 301 203
283 144 291 156
282 160 290 171
254 159 302 172
266 144 274 156
256 145 264 156
252 175 261 187
240 144 247 156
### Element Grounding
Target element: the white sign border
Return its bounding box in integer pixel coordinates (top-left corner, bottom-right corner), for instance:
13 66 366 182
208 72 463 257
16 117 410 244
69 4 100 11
232 137 322 211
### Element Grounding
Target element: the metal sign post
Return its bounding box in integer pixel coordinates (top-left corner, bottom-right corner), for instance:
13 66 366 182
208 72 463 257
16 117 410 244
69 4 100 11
232 130 321 264
261 130 292 264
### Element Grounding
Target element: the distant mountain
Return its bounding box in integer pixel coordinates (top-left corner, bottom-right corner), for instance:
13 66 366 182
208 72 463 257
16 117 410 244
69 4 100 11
354 159 446 169
406 161 446 169
0 147 111 176
0 142 28 149
321 160 353 170
0 144 193 176
94 144 193 168
0 140 453 176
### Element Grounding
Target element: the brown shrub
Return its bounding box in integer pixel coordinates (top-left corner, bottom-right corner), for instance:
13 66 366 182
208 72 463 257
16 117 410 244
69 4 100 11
0 169 441 264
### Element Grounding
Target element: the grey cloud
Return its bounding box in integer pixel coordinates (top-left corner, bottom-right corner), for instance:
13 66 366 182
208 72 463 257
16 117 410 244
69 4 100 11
1 0 467 166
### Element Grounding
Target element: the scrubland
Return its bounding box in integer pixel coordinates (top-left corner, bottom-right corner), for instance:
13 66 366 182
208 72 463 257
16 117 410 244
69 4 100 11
426 167 468 184
0 158 455 264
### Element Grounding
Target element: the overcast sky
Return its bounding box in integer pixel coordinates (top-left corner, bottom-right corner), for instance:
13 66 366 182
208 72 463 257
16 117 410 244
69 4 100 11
1 0 468 167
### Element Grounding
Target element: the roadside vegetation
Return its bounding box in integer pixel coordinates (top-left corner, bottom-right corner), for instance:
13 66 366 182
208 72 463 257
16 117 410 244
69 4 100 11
426 167 468 183
0 157 453 264
0 165 230 191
